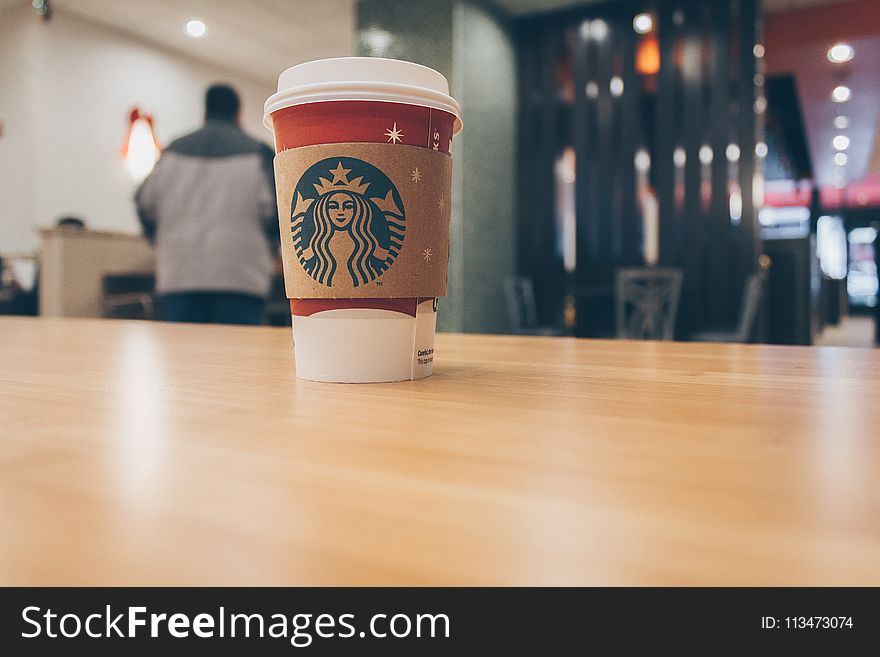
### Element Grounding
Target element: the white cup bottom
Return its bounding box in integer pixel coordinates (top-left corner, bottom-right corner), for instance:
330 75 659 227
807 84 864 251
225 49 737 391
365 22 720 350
292 299 437 383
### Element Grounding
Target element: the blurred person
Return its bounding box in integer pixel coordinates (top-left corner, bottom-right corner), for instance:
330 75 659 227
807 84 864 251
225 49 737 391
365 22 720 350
135 84 277 325
1 215 86 316
56 216 86 230
0 255 38 316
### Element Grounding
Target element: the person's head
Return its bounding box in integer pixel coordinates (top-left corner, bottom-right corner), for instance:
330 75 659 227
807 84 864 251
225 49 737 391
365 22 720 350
56 216 85 230
205 83 240 123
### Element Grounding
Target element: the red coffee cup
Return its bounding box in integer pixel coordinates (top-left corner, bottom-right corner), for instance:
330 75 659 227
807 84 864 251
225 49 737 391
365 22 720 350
264 58 462 382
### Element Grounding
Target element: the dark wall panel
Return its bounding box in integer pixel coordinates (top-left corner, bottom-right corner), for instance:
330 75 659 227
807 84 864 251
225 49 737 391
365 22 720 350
517 0 763 337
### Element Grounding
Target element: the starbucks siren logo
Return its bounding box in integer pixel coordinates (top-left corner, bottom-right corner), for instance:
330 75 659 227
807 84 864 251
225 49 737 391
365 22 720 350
290 157 405 287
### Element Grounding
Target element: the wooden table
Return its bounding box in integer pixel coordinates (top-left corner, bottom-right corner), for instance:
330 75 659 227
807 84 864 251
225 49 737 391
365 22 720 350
2 317 879 585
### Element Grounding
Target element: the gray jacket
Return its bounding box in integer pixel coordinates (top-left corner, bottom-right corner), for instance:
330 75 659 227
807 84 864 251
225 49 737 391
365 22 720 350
135 120 277 298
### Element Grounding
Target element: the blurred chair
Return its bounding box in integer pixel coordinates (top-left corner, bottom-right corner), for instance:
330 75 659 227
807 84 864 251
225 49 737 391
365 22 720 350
504 276 562 335
0 285 14 309
691 255 771 343
102 272 155 320
615 267 683 340
0 255 38 316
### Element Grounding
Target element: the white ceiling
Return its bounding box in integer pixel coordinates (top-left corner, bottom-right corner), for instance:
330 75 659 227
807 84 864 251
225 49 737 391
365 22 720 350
0 0 857 85
495 0 602 14
763 0 855 13
494 0 855 15
40 0 355 85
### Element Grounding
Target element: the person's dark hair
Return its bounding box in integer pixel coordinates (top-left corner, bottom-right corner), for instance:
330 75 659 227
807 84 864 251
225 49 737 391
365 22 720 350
56 216 85 229
205 84 240 122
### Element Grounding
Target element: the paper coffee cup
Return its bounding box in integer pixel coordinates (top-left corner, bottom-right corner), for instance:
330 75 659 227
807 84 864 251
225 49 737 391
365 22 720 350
264 57 462 383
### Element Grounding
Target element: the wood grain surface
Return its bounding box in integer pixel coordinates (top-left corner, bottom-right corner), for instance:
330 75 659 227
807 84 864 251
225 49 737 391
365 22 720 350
1 317 879 585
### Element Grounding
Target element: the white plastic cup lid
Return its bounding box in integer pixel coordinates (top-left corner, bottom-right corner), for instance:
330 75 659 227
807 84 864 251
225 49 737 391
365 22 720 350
263 57 462 133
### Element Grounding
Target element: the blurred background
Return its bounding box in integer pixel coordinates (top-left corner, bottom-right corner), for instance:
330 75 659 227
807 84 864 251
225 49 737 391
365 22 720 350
1 0 878 346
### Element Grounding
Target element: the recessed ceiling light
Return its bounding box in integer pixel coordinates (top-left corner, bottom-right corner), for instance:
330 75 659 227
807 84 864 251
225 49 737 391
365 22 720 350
753 44 765 58
831 85 851 102
583 19 608 40
726 143 741 162
833 135 850 151
755 142 768 158
633 13 653 34
834 152 848 166
673 147 686 167
590 19 608 40
834 115 849 130
185 19 207 39
610 76 624 97
634 149 651 172
699 145 713 165
827 42 854 64
361 28 392 56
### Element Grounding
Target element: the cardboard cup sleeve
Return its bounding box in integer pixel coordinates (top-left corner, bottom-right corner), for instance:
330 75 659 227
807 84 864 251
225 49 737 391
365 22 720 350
275 143 452 299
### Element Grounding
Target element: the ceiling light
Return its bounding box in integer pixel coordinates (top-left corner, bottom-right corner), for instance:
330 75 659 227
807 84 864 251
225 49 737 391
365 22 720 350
673 147 686 167
583 19 608 40
833 135 850 150
585 81 599 99
726 143 741 162
755 142 768 158
634 149 650 172
590 19 608 40
834 116 849 130
753 44 765 58
610 76 624 97
834 152 848 166
831 85 851 102
699 145 713 165
185 19 207 39
633 13 653 34
361 27 392 56
827 42 854 64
